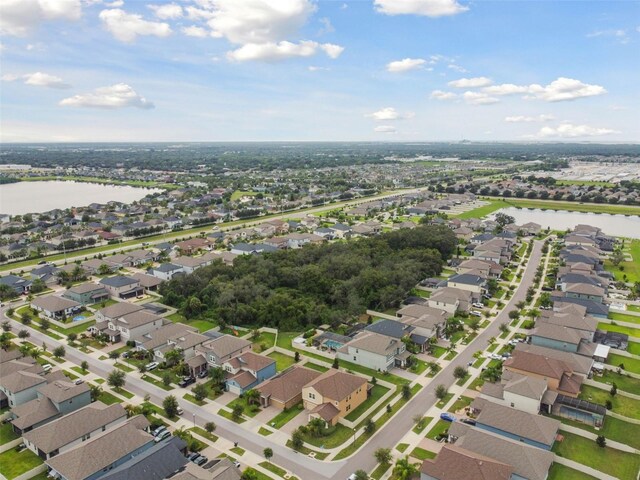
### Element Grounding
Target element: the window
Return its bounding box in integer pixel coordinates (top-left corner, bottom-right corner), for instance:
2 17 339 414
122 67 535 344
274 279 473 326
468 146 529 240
309 393 315 400
510 403 515 408
353 356 356 361
346 404 351 412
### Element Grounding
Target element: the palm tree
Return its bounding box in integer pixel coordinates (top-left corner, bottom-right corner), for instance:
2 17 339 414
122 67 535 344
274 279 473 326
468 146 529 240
30 348 42 361
393 457 418 480
244 389 260 406
164 349 182 367
19 344 32 358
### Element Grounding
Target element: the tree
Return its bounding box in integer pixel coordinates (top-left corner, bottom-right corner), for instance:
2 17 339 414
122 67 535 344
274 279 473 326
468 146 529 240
162 372 172 387
81 360 89 372
401 384 411 400
29 348 42 361
611 249 625 267
294 351 300 362
393 456 418 480
1 321 11 332
495 212 515 228
90 384 102 402
453 366 468 380
364 418 376 435
468 317 481 332
435 384 448 401
353 471 368 480
67 332 77 344
291 429 304 450
244 389 260 406
53 345 66 358
208 366 225 386
109 351 120 361
508 310 520 320
19 344 32 357
308 417 325 437
39 317 50 330
21 312 32 326
596 435 606 448
241 468 260 480
232 403 244 420
204 421 216 434
374 447 392 466
499 323 510 334
163 395 179 418
192 383 207 402
18 329 30 339
263 447 273 462
332 357 339 369
107 369 126 390
610 382 617 397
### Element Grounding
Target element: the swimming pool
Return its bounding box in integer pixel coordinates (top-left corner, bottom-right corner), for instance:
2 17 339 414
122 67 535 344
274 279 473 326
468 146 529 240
559 405 601 426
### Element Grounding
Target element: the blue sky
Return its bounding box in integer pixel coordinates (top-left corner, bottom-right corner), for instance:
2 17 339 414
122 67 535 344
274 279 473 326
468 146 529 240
1 0 639 142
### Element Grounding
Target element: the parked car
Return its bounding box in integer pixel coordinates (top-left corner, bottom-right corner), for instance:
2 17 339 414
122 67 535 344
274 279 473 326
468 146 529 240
461 418 477 426
440 412 456 422
198 370 208 379
176 406 184 415
194 456 208 466
146 362 159 371
74 379 84 385
472 302 484 308
187 452 201 462
179 376 196 388
154 431 171 443
470 310 482 317
483 294 492 299
152 426 167 438
42 364 52 373
122 351 130 359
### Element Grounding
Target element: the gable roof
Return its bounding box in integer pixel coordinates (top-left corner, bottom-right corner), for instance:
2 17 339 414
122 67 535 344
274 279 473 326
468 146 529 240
201 335 251 358
365 319 413 339
32 295 80 312
98 302 144 319
340 331 400 356
420 444 513 480
257 366 322 404
503 350 572 380
304 369 366 402
225 351 275 372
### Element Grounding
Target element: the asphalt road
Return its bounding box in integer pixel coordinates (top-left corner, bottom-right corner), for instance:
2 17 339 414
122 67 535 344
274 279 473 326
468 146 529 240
2 240 543 480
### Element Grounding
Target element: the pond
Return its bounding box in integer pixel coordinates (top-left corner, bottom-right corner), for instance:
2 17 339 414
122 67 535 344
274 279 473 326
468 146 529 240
0 180 161 215
490 207 640 239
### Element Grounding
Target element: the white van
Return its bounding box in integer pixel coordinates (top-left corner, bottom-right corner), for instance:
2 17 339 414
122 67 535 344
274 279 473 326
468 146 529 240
42 364 52 373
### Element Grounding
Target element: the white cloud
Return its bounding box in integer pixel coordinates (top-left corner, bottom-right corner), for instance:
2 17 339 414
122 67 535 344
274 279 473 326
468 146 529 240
318 17 334 35
99 8 172 43
207 0 316 44
182 25 209 38
308 65 330 72
59 83 154 109
429 90 457 100
535 123 619 138
504 114 554 123
386 58 426 73
462 91 499 105
0 0 81 36
374 0 468 17
483 77 606 102
227 41 343 62
2 71 71 88
374 125 397 133
587 29 628 43
448 76 492 88
148 3 183 20
366 107 414 121
447 63 467 73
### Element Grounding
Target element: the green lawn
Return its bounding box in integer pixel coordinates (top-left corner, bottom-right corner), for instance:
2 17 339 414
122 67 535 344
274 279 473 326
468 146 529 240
455 200 505 219
259 461 286 478
344 384 390 421
217 408 246 424
627 341 640 356
258 427 273 436
252 332 276 351
184 393 206 406
607 353 640 375
608 312 640 325
627 304 640 313
555 413 640 450
410 447 436 461
0 423 19 445
371 462 391 480
141 374 173 391
0 448 43 479
552 431 640 480
396 443 409 453
112 387 134 399
429 345 447 358
267 351 296 372
591 370 640 396
598 322 640 339
189 426 218 443
605 239 640 283
426 419 451 440
447 395 472 413
226 397 261 417
96 389 123 405
412 416 433 434
70 366 89 376
435 392 454 409
547 463 598 480
231 190 259 201
304 362 329 372
579 385 640 420
268 404 304 429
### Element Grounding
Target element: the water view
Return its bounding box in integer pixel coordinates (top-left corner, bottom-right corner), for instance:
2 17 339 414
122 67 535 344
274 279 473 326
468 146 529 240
491 207 640 239
0 181 161 215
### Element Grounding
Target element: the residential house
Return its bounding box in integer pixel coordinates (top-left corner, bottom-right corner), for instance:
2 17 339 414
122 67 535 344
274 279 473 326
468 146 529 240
302 369 368 426
528 323 595 356
446 422 554 480
94 302 144 323
130 272 163 293
192 335 253 376
30 265 62 286
337 331 406 372
257 366 322 409
99 276 143 299
81 259 118 276
0 274 32 294
31 295 81 320
443 273 486 295
222 351 277 395
428 287 472 313
470 397 560 450
172 252 218 273
147 263 185 281
105 310 165 343
11 379 91 434
171 459 241 480
137 323 208 363
175 238 211 254
22 402 127 460
420 444 513 480
480 372 550 415
63 283 110 306
0 358 44 408
456 258 502 279
503 350 583 398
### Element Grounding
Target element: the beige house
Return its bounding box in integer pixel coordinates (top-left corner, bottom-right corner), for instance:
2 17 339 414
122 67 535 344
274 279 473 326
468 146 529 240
258 366 322 410
302 369 367 426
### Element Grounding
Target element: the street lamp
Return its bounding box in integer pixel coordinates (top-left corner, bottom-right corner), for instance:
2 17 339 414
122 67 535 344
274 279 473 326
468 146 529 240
353 427 357 446
193 413 196 428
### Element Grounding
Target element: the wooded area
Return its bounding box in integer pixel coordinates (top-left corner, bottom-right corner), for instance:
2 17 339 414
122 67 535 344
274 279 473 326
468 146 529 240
159 225 456 330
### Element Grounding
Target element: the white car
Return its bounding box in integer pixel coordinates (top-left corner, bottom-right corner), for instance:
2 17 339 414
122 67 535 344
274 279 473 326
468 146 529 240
470 311 482 317
146 362 159 371
472 302 484 308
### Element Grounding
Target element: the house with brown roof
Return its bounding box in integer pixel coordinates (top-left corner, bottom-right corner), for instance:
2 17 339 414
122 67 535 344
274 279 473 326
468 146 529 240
503 350 583 397
195 335 252 369
137 322 209 363
22 402 126 460
257 365 322 410
470 397 560 450
420 444 513 480
171 458 241 480
480 371 550 415
337 331 405 372
302 369 367 426
0 358 44 408
31 295 81 320
222 351 276 395
428 287 472 313
130 272 163 292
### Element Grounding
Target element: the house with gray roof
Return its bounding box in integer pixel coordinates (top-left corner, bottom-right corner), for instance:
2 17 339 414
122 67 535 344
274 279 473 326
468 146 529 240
63 283 109 305
31 295 81 320
99 276 143 299
147 262 185 281
420 444 513 480
337 331 407 372
0 274 32 294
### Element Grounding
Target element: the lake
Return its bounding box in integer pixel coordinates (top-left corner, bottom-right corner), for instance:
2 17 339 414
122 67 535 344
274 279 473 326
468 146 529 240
491 207 640 239
0 181 161 215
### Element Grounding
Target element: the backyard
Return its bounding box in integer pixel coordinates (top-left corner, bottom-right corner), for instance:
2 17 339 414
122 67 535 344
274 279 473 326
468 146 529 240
267 351 297 372
0 448 43 480
579 385 640 420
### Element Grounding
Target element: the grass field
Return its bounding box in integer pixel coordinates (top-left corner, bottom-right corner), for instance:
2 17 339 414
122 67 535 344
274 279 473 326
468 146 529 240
547 462 598 480
552 431 640 480
608 312 640 325
0 423 18 445
606 352 640 375
0 447 43 479
267 351 296 371
268 403 304 429
344 384 390 421
579 385 640 420
230 190 259 201
605 239 640 283
555 414 640 450
598 322 640 339
627 341 640 356
591 369 640 395
426 419 451 440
